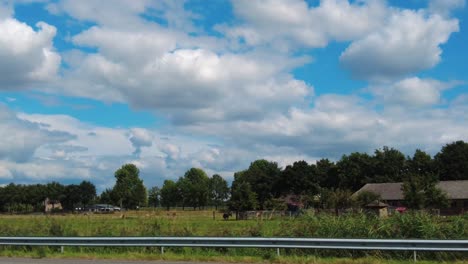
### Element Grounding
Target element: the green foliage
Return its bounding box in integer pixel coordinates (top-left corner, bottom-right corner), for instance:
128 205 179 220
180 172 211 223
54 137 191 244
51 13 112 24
209 174 229 209
239 160 281 209
354 191 381 208
229 172 258 212
278 160 319 196
0 211 466 261
372 146 406 183
337 152 374 191
316 159 339 189
112 164 147 209
324 189 354 214
160 180 179 210
0 181 96 213
435 140 468 181
179 168 210 209
402 173 449 210
147 186 161 207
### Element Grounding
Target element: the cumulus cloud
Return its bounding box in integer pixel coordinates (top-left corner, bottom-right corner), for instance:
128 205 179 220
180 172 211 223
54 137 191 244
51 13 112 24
370 77 461 107
429 0 465 16
0 18 60 90
129 128 153 156
219 0 387 50
55 44 312 125
0 105 74 163
340 10 459 80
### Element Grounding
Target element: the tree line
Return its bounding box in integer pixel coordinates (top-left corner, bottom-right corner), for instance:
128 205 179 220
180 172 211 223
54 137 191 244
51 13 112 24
0 141 467 213
0 181 96 213
157 141 468 211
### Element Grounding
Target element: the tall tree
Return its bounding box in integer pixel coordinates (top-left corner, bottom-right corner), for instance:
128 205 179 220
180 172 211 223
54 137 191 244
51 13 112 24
182 168 210 209
316 159 339 189
99 188 114 204
148 186 161 208
229 171 258 214
112 164 147 209
160 180 179 210
337 152 373 191
402 173 448 209
242 160 281 209
209 174 229 210
277 160 319 196
62 184 81 211
372 146 406 182
435 141 468 181
79 181 97 206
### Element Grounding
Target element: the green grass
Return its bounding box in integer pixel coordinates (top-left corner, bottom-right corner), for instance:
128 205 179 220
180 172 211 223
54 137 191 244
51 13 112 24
0 210 466 262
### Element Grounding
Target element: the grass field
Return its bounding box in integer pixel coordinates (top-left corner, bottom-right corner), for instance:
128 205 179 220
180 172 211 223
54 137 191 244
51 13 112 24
0 210 466 263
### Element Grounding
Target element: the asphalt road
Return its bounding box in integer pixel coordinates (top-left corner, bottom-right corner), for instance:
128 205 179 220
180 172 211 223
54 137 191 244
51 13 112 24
0 258 217 264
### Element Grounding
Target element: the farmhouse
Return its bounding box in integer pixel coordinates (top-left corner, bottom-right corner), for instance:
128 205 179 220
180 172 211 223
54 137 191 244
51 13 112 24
354 180 468 215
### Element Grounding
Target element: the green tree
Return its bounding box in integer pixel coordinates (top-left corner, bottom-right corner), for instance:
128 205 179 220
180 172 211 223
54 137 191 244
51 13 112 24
372 146 406 182
79 181 96 206
277 160 319 196
406 149 435 176
112 164 147 209
209 174 229 210
181 168 210 209
160 180 179 210
435 141 468 181
354 190 381 208
242 160 281 209
402 173 448 210
337 152 374 191
62 184 81 211
148 186 161 208
327 189 354 215
316 159 339 189
99 188 114 204
229 171 258 214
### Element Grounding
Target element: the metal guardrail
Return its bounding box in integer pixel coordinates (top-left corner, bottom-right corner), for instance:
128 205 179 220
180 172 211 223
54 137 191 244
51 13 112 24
0 237 466 251
0 237 466 262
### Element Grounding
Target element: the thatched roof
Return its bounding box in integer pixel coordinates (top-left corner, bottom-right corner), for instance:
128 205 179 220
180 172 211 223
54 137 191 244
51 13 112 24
365 201 389 208
354 180 468 200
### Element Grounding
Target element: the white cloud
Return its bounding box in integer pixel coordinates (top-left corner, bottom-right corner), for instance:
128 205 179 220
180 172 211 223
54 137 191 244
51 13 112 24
0 165 12 179
220 0 387 50
0 105 74 163
340 10 459 80
0 18 60 90
129 128 153 156
429 0 465 16
370 77 460 107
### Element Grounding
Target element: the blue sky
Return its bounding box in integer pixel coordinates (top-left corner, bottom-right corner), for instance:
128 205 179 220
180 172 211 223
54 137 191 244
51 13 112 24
0 0 467 192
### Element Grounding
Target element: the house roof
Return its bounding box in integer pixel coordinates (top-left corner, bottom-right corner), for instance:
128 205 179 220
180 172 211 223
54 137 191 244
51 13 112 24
354 180 468 200
365 201 389 208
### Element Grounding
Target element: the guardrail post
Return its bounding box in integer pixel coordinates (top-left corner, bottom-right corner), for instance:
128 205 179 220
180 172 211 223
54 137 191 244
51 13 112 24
413 250 417 262
60 246 64 254
277 248 280 257
161 246 164 255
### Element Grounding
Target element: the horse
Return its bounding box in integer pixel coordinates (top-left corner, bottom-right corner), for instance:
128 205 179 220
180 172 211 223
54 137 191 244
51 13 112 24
222 212 232 220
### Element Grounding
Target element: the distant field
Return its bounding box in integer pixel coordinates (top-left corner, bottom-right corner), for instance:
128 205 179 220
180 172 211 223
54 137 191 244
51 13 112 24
0 210 466 262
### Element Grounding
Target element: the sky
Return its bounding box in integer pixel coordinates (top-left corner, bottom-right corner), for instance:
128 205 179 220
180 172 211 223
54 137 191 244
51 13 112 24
0 0 467 192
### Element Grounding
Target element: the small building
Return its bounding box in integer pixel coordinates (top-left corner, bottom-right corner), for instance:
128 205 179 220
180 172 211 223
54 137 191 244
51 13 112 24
44 198 62 213
354 180 468 215
365 201 389 217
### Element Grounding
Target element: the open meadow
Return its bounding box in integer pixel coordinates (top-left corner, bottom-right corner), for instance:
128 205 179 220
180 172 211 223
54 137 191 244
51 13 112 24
0 210 466 263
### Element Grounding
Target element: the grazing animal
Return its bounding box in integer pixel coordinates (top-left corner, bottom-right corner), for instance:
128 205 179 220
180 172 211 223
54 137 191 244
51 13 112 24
255 211 263 219
223 212 232 220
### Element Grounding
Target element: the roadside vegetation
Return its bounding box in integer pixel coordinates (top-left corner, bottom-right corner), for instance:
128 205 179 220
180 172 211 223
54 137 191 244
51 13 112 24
0 210 466 262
